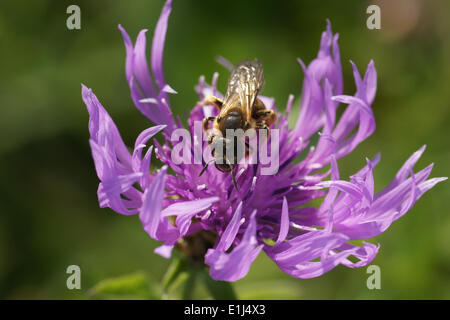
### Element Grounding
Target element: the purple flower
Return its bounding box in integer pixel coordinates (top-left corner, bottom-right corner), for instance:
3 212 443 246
82 0 446 282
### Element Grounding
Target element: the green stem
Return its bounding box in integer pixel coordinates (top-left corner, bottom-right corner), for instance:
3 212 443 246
182 268 198 299
199 269 238 300
161 254 237 300
161 254 187 298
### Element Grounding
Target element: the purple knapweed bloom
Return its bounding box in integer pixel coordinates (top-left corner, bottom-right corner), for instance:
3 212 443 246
82 0 446 281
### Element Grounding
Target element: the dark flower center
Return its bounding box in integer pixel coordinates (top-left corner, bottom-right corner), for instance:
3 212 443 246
175 230 218 266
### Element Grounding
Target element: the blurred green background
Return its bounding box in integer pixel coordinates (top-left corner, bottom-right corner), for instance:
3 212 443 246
0 0 448 299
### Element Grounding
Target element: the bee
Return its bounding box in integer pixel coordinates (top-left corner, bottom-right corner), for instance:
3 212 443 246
199 59 277 190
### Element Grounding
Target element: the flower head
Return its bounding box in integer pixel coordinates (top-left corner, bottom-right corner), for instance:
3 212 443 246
82 0 446 282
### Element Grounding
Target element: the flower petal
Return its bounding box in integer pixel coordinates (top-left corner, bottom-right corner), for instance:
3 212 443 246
132 124 166 172
161 197 219 217
82 84 132 172
215 202 244 252
205 211 262 282
275 197 290 244
119 15 175 133
161 197 219 236
265 230 353 279
140 166 168 239
151 0 172 90
154 244 174 259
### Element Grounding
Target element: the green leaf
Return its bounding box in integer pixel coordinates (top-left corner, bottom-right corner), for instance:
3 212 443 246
88 271 161 300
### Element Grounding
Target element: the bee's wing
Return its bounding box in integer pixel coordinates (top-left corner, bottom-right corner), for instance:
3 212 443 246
223 59 265 122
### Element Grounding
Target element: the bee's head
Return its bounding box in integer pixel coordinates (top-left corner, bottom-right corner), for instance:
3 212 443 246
198 137 233 176
211 135 245 169
214 162 231 172
211 137 239 190
211 137 233 169
202 136 241 190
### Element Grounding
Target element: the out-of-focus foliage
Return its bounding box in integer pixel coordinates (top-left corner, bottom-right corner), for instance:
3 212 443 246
88 272 161 300
0 0 448 299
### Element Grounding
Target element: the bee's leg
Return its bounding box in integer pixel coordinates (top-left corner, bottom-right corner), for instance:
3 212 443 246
202 116 216 131
198 95 223 110
244 141 254 158
208 134 215 145
199 131 218 177
253 109 277 127
230 164 238 191
199 159 215 177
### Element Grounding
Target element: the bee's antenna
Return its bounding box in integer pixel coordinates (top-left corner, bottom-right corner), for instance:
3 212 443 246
230 165 238 191
199 159 215 177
